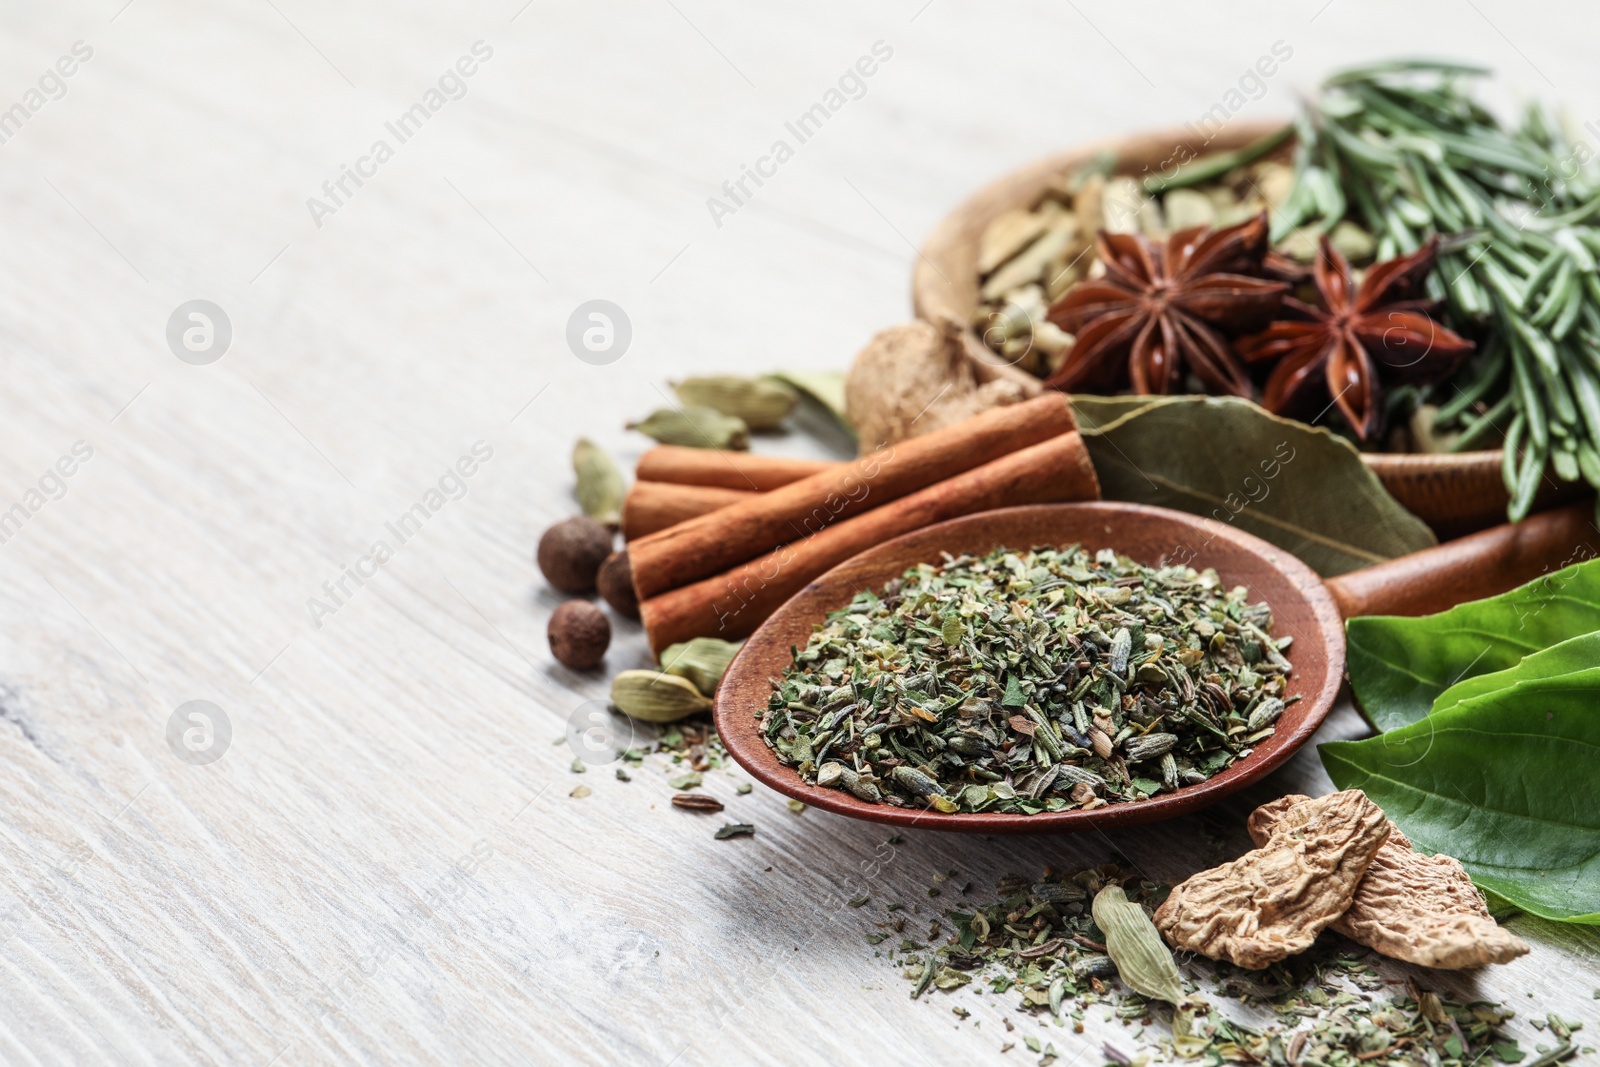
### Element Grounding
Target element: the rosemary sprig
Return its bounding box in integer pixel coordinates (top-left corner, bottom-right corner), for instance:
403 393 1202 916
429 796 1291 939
1143 123 1294 195
1280 61 1600 519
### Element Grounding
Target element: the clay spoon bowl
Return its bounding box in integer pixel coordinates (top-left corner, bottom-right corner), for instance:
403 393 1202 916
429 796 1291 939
714 501 1597 834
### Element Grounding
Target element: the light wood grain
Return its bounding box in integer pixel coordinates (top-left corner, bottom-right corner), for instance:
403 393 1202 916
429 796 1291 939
0 2 1595 1064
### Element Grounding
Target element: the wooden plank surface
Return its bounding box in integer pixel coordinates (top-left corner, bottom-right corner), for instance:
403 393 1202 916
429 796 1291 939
0 1 1596 1063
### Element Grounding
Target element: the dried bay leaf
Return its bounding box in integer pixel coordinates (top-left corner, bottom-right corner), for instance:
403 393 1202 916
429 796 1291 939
1069 395 1435 577
1321 679 1600 924
1346 559 1600 731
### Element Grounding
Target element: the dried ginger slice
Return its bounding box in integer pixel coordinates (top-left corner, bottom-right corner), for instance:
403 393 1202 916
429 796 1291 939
1153 789 1388 969
1249 795 1529 969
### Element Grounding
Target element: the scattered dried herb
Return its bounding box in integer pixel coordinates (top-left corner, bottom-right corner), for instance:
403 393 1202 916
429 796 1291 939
714 822 755 840
670 793 723 812
883 863 1551 1066
656 719 726 772
764 544 1291 813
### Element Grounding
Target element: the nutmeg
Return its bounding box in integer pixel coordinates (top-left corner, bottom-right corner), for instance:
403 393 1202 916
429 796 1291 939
548 601 610 670
537 516 613 593
596 549 639 619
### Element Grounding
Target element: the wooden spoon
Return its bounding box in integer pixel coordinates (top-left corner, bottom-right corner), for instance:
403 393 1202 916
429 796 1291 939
714 501 1598 834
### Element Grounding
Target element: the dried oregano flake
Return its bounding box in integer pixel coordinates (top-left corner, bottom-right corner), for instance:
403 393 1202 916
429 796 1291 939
762 543 1291 814
881 862 1542 1067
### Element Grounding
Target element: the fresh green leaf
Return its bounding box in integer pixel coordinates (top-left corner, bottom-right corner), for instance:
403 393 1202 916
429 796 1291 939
1321 680 1600 923
1346 559 1600 730
1433 630 1600 714
1069 395 1435 577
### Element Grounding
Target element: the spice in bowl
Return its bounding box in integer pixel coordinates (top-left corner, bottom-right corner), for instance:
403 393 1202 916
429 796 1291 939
761 544 1292 814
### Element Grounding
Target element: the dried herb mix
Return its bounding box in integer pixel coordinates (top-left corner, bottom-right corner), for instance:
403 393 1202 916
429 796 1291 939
763 544 1291 813
883 864 1562 1066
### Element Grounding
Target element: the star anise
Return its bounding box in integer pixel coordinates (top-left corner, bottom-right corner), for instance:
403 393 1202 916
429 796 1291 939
1044 213 1288 396
1235 236 1474 440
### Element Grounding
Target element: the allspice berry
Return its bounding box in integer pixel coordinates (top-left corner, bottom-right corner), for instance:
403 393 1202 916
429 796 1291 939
537 516 613 593
548 601 610 670
597 549 639 619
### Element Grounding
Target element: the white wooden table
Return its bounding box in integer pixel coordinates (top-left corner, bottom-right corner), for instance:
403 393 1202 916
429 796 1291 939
0 1 1595 1062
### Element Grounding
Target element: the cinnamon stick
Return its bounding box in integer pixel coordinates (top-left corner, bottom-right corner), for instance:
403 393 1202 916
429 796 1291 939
640 430 1100 654
629 393 1078 600
1325 501 1600 618
622 481 756 540
635 445 834 491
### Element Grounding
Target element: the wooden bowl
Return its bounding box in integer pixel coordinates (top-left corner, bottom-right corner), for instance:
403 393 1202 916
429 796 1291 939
715 503 1344 834
909 122 1583 537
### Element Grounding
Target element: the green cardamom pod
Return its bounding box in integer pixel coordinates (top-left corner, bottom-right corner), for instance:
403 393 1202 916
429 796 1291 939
609 670 713 723
767 370 855 441
626 405 749 450
1091 884 1187 1006
660 637 742 696
572 437 624 527
672 376 797 431
1088 889 1190 1004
